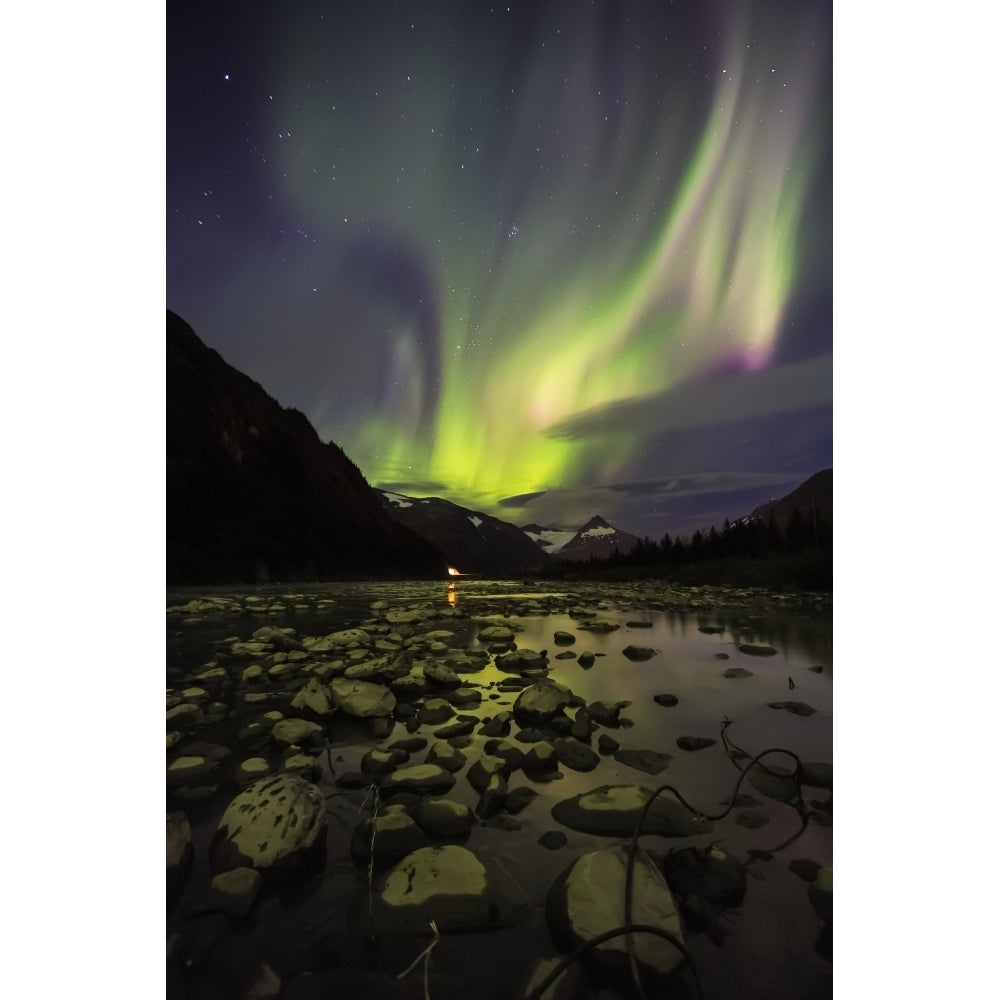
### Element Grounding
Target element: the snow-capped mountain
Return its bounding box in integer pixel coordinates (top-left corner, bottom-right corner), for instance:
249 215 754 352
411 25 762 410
524 515 641 561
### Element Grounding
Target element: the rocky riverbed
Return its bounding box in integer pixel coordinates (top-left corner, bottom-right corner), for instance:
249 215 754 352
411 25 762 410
167 580 832 1000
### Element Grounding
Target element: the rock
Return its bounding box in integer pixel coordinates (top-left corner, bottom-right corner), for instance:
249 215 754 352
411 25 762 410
698 625 725 634
676 736 716 752
424 741 467 773
411 798 474 840
747 761 799 802
209 774 327 880
576 620 620 634
552 785 712 838
423 661 461 689
235 757 272 785
661 845 746 911
625 620 654 629
767 700 817 717
553 631 576 645
597 734 620 755
576 652 595 668
546 845 685 985
513 680 573 724
622 645 657 661
539 830 567 850
197 867 263 918
552 738 601 772
788 858 823 882
475 773 508 818
167 755 218 787
484 739 526 770
653 693 678 707
800 761 833 788
447 687 482 707
808 665 825 673
495 648 548 673
735 811 769 829
808 867 833 924
381 764 457 797
723 667 754 679
515 726 546 743
329 677 396 718
478 625 516 642
351 803 429 865
478 712 512 737
739 643 778 656
361 747 409 777
370 845 528 933
586 700 628 727
433 719 477 739
612 748 673 775
244 964 282 1000
417 698 455 726
270 718 323 748
467 755 510 793
167 811 194 909
714 653 730 660
519 956 583 1000
523 742 559 773
569 708 592 741
504 786 538 814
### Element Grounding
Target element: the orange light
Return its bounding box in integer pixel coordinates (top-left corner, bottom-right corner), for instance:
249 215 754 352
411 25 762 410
447 567 460 576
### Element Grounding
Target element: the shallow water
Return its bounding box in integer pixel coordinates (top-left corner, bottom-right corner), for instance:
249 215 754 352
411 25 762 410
167 579 832 999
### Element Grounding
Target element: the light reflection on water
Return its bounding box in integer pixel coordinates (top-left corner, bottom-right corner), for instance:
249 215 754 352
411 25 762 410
167 579 832 1000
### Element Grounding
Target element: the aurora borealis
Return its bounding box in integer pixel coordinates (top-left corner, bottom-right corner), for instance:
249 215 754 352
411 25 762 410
167 0 832 540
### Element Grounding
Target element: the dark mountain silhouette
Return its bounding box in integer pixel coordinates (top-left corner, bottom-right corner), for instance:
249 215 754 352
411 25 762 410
377 490 552 576
166 310 448 584
746 468 832 534
557 515 641 562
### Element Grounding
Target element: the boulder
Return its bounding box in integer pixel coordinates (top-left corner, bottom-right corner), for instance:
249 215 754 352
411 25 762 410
381 764 456 797
553 631 576 646
418 698 455 726
370 845 528 933
676 736 716 752
551 785 712 838
513 680 573 724
622 646 657 661
723 667 753 679
552 738 601 772
808 867 833 924
576 620 619 634
546 845 685 985
411 798 474 840
613 748 673 775
270 718 323 748
653 693 678 708
424 741 467 773
197 867 263 918
475 773 508 819
739 643 778 656
351 804 429 865
209 773 327 880
329 677 396 718
478 625 516 643
167 811 194 909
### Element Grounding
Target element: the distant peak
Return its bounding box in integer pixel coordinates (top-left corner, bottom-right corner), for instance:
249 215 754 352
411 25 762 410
580 514 612 529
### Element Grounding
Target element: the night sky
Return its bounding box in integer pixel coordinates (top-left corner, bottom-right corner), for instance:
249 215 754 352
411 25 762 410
167 0 832 540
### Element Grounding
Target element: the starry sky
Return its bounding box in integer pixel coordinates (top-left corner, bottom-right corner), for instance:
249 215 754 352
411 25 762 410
167 0 832 541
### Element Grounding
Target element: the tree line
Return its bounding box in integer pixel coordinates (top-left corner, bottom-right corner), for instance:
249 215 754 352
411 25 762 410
534 507 832 591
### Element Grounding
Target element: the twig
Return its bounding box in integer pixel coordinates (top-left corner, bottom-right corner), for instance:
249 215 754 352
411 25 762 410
396 920 441 1000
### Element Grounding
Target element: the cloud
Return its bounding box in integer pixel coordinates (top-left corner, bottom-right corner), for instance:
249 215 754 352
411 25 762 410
543 354 832 441
494 470 808 533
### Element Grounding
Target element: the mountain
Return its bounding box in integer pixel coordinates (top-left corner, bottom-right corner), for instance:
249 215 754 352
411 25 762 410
521 523 579 554
745 469 833 534
166 310 449 584
377 491 552 576
555 515 641 562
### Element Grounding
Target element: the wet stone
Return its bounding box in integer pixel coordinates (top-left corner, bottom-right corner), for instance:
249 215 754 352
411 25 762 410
653 693 679 707
676 735 717 752
612 748 673 775
539 830 567 850
622 645 657 661
723 667 754 679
